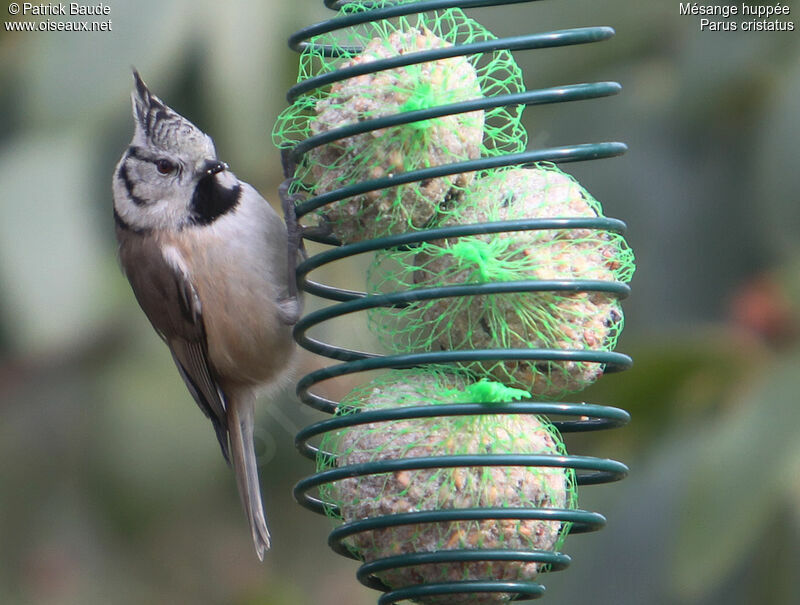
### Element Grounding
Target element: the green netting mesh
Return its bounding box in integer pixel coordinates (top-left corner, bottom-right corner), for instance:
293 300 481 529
318 368 577 604
367 165 636 398
272 1 527 243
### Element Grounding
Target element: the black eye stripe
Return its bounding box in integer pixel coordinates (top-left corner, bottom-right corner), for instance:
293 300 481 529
127 146 180 175
126 145 154 162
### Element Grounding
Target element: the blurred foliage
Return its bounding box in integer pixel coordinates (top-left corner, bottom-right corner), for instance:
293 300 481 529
0 1 799 604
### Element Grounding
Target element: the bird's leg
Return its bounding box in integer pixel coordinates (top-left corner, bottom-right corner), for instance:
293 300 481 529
278 174 305 326
278 149 336 325
280 147 297 182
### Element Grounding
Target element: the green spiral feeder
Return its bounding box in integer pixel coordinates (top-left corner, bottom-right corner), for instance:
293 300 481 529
273 1 633 602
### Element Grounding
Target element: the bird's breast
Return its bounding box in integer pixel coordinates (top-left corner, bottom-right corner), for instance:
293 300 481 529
164 204 294 388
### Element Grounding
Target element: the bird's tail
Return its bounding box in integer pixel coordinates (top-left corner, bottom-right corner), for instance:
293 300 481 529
228 390 270 560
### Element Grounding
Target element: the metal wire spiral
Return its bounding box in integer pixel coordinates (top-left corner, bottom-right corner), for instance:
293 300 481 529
283 1 632 601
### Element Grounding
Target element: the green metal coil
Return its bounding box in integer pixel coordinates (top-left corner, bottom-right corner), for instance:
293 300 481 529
280 1 632 601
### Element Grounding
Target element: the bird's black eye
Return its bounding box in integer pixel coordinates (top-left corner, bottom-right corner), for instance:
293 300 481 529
156 158 176 175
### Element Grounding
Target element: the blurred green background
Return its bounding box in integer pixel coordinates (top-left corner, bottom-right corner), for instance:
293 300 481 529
0 1 798 603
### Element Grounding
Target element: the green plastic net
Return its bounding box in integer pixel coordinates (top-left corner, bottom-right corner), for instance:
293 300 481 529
272 1 527 243
367 165 636 398
318 368 577 604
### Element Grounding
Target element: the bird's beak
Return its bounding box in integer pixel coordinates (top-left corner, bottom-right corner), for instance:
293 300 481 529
202 160 228 176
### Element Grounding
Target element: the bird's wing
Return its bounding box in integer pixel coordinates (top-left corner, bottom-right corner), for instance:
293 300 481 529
118 234 230 461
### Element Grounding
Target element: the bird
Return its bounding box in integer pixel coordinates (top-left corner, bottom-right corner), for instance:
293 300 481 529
112 70 301 560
